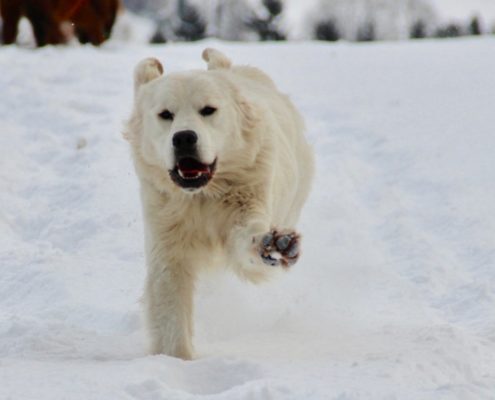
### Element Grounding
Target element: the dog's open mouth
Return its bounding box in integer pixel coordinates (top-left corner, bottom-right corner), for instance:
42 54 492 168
169 157 216 190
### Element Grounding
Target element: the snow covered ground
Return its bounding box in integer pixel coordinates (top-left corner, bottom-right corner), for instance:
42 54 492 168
1 37 495 399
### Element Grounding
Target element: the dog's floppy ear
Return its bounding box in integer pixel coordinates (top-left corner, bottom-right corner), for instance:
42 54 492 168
202 48 232 70
134 57 164 95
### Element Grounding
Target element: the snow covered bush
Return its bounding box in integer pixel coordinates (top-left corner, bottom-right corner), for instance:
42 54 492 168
435 23 463 38
245 0 286 41
122 0 287 42
410 19 427 38
120 0 492 43
304 0 437 41
314 18 340 41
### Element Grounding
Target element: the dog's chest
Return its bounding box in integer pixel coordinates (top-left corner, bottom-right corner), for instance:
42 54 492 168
160 197 232 251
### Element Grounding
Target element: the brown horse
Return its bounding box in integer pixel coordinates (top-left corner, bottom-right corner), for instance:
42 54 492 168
0 0 120 46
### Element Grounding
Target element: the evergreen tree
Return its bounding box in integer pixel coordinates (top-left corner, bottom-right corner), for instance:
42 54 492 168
150 24 167 43
174 0 205 41
315 19 340 41
264 0 282 17
469 16 481 35
410 20 427 39
357 21 375 41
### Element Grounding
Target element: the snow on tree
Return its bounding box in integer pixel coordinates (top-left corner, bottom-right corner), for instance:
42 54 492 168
245 0 286 41
121 0 456 43
204 0 258 40
302 0 437 41
174 0 206 41
123 0 287 42
128 0 206 42
193 0 285 41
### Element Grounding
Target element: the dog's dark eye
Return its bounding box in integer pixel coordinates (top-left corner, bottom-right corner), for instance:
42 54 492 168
199 106 217 117
158 110 174 120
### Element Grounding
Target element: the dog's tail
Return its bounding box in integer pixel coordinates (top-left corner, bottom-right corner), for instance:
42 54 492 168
202 48 232 70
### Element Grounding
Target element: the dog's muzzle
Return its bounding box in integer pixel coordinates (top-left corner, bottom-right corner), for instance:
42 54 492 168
169 130 216 190
169 157 216 190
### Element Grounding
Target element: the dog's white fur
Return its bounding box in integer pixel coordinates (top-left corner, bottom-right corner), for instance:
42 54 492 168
125 48 314 360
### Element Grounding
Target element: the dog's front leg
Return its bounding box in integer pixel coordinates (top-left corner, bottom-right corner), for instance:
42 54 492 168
140 185 196 360
143 256 195 360
227 209 301 283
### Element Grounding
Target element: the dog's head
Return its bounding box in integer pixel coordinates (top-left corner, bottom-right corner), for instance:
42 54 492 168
127 49 256 194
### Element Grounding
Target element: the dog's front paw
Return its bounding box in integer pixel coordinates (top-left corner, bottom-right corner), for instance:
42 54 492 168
258 230 300 268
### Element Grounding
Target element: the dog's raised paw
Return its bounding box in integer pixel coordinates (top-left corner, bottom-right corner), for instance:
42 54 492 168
259 230 300 267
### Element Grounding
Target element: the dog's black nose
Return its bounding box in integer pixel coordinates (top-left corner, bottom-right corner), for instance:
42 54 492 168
173 130 198 151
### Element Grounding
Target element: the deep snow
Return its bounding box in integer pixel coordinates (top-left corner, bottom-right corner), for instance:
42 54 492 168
1 38 495 399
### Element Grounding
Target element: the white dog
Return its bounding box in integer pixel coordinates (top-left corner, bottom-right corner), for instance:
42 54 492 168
125 48 314 360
